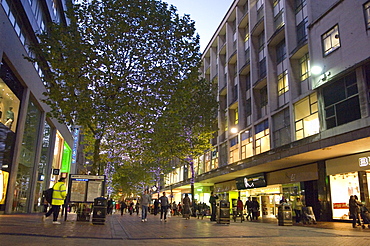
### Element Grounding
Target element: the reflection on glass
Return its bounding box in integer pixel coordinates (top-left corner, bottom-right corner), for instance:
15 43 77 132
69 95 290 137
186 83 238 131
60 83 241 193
14 101 41 212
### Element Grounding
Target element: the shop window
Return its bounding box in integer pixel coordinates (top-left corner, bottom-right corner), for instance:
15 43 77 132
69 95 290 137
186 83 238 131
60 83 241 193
0 63 22 133
255 120 270 154
273 108 291 147
15 100 42 212
322 25 340 56
330 172 360 220
34 122 52 212
241 129 253 159
323 72 360 129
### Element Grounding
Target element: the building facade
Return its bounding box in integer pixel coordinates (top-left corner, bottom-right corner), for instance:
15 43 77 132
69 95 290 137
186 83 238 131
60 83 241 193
164 0 370 222
0 0 74 214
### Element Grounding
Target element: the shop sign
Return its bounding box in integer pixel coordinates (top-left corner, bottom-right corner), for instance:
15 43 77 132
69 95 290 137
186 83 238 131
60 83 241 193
333 203 349 209
236 173 267 190
359 157 370 167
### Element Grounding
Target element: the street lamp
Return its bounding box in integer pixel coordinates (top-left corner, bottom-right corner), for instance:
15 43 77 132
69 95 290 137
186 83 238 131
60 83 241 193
230 127 238 134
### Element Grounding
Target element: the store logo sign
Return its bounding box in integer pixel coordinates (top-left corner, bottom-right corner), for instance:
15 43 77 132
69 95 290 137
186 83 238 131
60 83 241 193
359 157 370 167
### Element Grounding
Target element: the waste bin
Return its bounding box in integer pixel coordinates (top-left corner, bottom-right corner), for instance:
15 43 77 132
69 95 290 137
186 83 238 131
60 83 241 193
92 197 107 225
278 204 292 226
216 200 230 224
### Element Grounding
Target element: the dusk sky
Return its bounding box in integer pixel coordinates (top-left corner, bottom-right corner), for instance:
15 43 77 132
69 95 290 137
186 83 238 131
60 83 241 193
164 0 234 52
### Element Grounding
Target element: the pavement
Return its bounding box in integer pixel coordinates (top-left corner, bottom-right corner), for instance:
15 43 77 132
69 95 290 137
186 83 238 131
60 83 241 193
1 211 370 246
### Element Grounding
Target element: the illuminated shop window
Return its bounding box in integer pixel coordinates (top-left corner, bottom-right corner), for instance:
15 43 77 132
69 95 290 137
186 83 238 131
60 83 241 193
255 120 270 154
294 93 319 140
330 172 359 220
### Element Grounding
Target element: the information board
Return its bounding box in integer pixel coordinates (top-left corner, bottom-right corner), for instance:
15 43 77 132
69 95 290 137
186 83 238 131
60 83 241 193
68 174 105 202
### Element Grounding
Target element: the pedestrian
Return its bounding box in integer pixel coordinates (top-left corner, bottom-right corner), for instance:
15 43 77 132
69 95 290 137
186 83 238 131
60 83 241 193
251 197 260 221
183 193 191 220
244 197 253 221
107 198 113 215
42 177 67 224
159 192 169 222
140 190 151 222
153 199 159 216
294 197 303 223
120 200 127 216
177 202 182 216
209 191 218 221
172 201 177 216
129 201 134 215
136 201 140 216
237 197 244 221
349 195 362 228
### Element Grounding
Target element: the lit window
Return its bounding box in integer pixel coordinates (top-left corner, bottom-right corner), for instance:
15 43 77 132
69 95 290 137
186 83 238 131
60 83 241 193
255 120 270 154
278 70 289 96
241 129 253 159
322 25 340 56
294 93 319 140
234 108 239 125
299 53 310 81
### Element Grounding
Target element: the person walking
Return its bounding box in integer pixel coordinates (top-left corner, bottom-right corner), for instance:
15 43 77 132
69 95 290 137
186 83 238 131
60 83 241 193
140 190 151 222
135 201 140 216
244 197 253 221
294 197 303 223
153 199 159 216
251 197 260 221
120 200 127 216
209 192 218 221
237 197 244 221
159 192 169 222
349 195 362 228
183 194 191 220
42 177 67 224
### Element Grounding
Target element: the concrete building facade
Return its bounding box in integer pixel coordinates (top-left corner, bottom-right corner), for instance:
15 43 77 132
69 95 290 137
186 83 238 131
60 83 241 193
164 0 370 222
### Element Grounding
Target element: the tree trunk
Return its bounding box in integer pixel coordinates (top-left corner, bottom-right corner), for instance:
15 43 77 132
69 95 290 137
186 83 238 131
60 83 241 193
93 138 101 175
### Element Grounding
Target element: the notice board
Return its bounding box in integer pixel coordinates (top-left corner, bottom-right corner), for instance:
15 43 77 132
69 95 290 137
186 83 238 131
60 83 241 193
68 174 105 202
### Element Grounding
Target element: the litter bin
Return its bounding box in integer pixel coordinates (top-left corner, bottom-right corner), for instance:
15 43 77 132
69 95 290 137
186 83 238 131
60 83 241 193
216 200 230 224
278 204 292 226
92 197 107 225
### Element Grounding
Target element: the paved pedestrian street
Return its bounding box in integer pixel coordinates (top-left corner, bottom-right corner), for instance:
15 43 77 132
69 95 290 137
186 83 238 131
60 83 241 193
1 212 370 246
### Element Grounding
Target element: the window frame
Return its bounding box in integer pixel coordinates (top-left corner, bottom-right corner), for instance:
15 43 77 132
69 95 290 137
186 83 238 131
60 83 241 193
322 24 341 56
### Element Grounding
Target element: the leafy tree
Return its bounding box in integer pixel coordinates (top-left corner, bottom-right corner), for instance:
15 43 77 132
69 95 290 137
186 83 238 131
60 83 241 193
27 0 201 175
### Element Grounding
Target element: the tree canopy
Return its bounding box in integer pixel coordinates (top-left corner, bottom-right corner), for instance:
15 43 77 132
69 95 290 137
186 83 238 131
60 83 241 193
27 0 216 195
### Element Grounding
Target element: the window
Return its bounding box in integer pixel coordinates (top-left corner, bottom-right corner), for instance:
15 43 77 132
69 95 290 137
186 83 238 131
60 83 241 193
211 148 218 169
276 40 286 64
273 108 291 147
260 86 268 107
365 1 370 29
299 53 310 81
241 129 253 159
273 0 284 30
255 120 270 154
245 98 252 117
322 25 340 56
259 58 267 78
323 72 361 129
245 32 250 64
246 74 251 91
234 107 239 125
294 93 319 140
296 0 307 45
257 0 264 21
278 70 289 96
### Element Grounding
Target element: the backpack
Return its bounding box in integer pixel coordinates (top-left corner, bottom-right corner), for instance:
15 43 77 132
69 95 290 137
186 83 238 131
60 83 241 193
43 188 53 204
